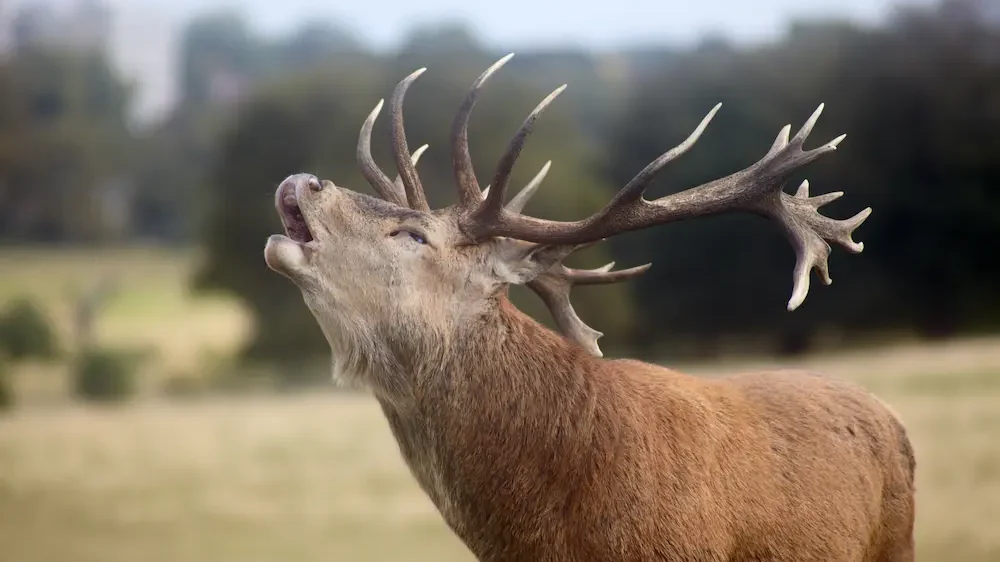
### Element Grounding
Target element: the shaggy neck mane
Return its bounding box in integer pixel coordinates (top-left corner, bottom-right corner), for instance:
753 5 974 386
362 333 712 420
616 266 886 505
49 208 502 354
376 296 613 551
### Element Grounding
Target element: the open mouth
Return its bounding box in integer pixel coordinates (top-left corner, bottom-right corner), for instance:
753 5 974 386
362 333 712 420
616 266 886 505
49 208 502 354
277 181 314 243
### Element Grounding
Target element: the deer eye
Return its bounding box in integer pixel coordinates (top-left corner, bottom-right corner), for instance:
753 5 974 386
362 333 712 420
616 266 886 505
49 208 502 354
390 229 427 245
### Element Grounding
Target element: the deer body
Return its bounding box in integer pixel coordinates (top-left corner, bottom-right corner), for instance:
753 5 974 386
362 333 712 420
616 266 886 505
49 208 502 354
263 55 915 561
377 301 914 562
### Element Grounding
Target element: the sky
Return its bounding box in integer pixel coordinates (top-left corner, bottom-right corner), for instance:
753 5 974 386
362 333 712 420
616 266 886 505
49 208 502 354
4 0 935 122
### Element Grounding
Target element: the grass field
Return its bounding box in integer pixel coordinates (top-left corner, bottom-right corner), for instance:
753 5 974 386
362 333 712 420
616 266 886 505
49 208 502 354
1 248 999 561
0 247 250 398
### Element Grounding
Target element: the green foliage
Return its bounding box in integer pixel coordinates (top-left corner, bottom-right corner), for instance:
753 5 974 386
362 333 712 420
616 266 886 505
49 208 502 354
0 297 59 361
72 347 138 403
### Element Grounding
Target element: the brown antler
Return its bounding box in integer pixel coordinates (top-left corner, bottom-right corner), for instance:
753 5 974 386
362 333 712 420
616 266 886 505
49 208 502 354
450 53 515 208
358 69 433 210
451 54 870 309
482 161 650 356
394 144 428 202
390 68 431 211
477 85 566 220
357 100 406 206
529 261 649 357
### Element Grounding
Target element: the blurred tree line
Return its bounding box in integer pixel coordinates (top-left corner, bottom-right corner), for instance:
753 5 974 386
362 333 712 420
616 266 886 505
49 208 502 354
0 45 133 242
0 0 997 364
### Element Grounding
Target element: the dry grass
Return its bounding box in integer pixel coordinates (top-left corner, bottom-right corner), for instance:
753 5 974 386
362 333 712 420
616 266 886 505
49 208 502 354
0 395 471 562
1 345 998 561
1 248 999 561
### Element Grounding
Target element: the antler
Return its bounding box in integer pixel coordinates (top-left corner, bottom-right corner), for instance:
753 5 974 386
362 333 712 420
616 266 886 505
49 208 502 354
450 54 516 208
357 69 433 210
482 161 650 356
528 261 649 357
390 68 431 211
451 54 871 310
394 144 428 203
357 100 406 206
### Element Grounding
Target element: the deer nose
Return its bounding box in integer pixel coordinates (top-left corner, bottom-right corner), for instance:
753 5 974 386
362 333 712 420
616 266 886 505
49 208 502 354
279 174 324 195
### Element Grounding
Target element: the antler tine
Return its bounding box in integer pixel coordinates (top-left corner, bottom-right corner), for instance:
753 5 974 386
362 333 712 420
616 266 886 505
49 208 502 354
394 144 429 205
564 262 652 285
481 162 650 355
766 124 793 158
506 160 550 213
451 53 515 209
357 99 406 206
612 103 722 205
459 102 870 309
390 68 431 211
481 160 551 212
474 85 566 220
528 262 650 357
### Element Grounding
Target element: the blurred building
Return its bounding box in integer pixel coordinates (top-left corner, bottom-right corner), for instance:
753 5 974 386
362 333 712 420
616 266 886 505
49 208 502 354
3 0 110 55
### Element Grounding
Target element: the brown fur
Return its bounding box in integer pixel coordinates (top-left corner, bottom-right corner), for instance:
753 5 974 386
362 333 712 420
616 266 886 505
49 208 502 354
380 300 915 562
265 173 915 562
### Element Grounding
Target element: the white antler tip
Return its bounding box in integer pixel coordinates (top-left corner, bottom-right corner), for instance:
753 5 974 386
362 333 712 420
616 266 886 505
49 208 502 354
410 144 429 165
795 179 810 198
475 54 515 86
787 276 810 311
850 207 874 231
829 134 847 149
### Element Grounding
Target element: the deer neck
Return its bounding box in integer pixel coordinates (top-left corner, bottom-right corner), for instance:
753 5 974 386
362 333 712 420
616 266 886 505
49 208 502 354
375 296 601 542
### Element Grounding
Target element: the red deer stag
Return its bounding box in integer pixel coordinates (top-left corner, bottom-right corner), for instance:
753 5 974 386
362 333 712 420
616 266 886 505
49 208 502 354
264 54 916 562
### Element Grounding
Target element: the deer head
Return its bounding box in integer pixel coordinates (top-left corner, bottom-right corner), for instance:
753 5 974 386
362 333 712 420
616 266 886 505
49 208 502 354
264 53 870 399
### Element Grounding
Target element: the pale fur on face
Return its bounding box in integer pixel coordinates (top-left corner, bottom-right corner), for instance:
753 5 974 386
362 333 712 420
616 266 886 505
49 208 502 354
264 174 567 405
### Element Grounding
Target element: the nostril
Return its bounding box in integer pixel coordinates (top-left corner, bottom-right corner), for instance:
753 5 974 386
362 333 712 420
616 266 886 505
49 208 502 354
308 177 322 192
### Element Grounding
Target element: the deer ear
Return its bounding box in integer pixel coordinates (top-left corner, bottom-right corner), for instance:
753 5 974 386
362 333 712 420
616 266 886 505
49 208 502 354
491 239 573 285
